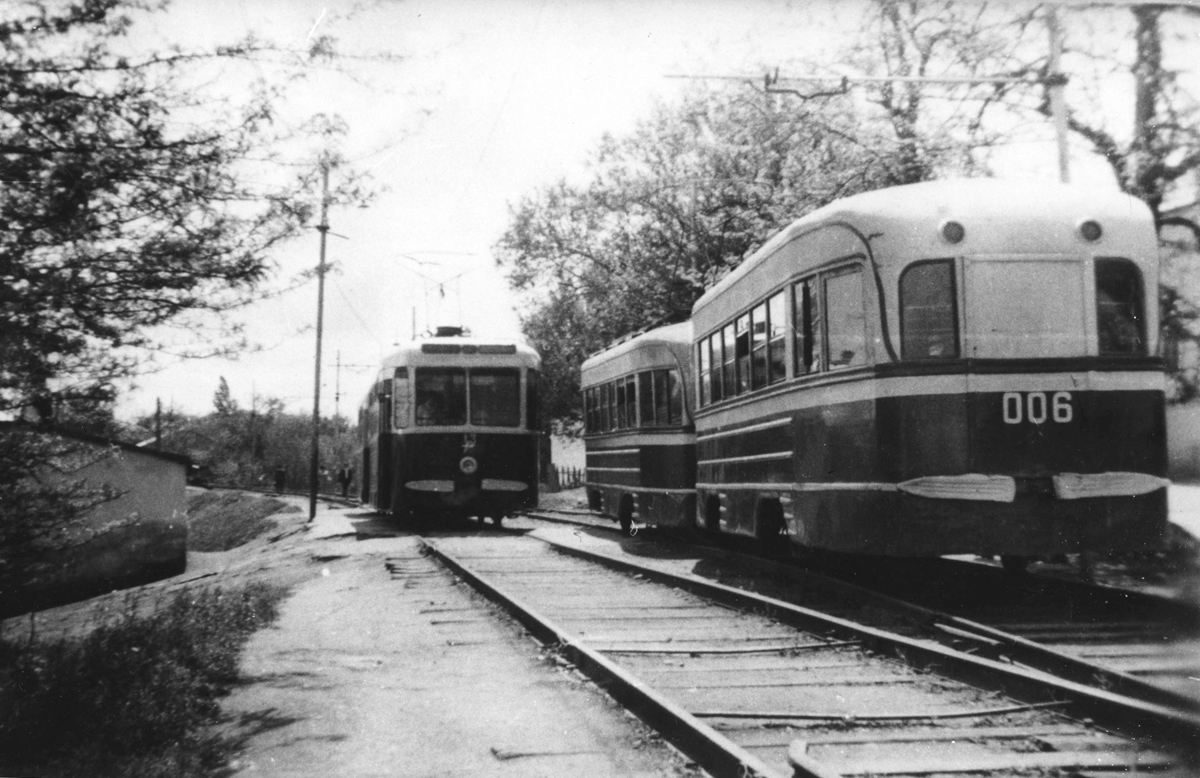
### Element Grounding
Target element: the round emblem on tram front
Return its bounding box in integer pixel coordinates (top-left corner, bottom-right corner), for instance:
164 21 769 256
459 456 478 475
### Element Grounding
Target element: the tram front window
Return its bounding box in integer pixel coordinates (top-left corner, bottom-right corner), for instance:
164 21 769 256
470 369 521 427
1096 258 1145 356
415 368 467 426
900 260 958 360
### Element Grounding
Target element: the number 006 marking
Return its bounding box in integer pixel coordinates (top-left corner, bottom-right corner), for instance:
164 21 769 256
1002 391 1073 425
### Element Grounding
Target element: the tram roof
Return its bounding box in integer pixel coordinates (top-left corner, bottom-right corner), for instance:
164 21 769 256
580 320 693 386
693 177 1156 315
378 334 540 371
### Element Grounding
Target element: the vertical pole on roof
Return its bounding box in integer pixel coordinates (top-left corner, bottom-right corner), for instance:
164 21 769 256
309 163 331 522
1047 7 1070 183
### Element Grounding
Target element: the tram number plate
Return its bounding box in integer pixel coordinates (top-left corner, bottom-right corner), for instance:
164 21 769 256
1001 391 1073 425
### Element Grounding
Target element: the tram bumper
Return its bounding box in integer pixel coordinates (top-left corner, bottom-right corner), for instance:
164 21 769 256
799 471 1169 557
885 471 1169 558
403 478 531 512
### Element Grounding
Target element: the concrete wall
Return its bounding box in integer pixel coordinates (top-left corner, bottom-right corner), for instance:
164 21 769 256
75 445 188 528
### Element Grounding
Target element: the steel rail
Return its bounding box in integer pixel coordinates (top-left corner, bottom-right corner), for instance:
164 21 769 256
522 507 1200 715
534 533 1200 755
735 544 1200 715
418 537 835 778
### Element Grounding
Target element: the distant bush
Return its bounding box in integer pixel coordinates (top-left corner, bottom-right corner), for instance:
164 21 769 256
0 583 287 778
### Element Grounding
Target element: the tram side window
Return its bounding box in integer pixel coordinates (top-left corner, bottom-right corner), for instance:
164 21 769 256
639 372 655 425
751 302 769 389
900 260 959 360
667 368 683 424
707 333 721 403
415 368 467 426
793 279 821 375
1096 258 1145 356
653 370 668 423
376 379 392 434
825 269 867 369
392 370 410 429
626 375 637 427
470 369 520 427
767 291 786 384
639 369 682 425
698 338 712 407
721 323 736 399
735 314 751 393
614 379 626 428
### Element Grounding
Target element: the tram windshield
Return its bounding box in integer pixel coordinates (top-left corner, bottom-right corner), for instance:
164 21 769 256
964 258 1087 358
413 367 521 427
469 369 521 427
415 368 467 425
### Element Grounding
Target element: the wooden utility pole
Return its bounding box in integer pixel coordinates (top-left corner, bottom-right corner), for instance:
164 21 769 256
1047 6 1070 183
309 163 330 522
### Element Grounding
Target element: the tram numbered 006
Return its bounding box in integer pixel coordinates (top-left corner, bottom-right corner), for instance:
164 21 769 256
581 321 697 532
359 326 542 526
688 178 1168 566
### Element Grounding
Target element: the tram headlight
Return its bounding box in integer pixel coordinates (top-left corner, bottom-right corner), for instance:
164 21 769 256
459 456 478 475
939 220 965 244
1078 219 1103 242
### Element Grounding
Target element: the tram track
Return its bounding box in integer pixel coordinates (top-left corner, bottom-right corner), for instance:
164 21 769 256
408 528 1200 777
517 507 1200 717
839 555 1200 709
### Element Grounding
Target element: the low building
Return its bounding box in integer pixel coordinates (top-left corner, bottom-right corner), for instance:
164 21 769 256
0 423 190 617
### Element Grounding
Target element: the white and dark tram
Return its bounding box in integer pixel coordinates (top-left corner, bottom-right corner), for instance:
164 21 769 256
690 178 1168 564
359 327 542 525
581 321 696 532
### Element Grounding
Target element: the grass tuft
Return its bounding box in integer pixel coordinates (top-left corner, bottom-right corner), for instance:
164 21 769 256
186 490 298 551
0 582 288 778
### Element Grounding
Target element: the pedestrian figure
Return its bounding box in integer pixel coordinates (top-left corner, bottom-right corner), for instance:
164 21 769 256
274 466 286 495
337 465 352 499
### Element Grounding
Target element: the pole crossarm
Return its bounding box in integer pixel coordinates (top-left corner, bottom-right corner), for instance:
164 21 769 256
666 8 1072 186
666 71 1061 88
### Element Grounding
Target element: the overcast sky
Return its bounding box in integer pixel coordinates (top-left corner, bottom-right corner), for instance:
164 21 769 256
111 0 1169 420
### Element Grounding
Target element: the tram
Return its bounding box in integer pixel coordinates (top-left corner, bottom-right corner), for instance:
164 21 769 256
580 321 695 532
359 327 542 525
690 178 1168 565
582 321 696 531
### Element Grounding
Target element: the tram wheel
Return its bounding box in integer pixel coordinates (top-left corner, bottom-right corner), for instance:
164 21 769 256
703 496 721 534
617 495 634 535
756 500 787 557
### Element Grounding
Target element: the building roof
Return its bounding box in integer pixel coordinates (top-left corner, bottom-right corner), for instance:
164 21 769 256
0 421 193 467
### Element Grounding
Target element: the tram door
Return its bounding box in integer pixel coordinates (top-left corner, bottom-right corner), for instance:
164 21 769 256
361 447 371 504
376 379 393 511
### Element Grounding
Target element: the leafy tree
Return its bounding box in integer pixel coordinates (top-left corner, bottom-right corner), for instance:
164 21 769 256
127 377 358 493
0 0 337 420
497 82 955 425
0 0 367 591
835 0 1045 183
